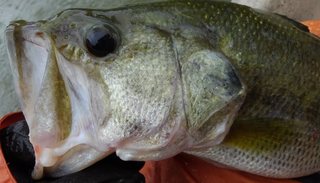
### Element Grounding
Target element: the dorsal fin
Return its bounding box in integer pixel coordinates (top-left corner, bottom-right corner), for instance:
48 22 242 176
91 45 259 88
275 13 310 33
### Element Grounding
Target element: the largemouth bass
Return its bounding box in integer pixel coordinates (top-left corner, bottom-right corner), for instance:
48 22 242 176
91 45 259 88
5 1 320 180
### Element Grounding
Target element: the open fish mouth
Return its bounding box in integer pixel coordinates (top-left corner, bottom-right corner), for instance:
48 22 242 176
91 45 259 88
5 21 113 179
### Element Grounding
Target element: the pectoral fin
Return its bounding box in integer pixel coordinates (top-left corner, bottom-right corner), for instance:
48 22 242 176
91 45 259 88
222 119 300 153
185 119 320 178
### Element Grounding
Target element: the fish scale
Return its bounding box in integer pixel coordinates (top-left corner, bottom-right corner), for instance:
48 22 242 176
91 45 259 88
186 119 320 178
179 1 320 178
192 2 320 120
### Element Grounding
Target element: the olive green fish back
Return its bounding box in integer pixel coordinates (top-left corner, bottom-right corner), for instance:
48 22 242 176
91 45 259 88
182 1 320 178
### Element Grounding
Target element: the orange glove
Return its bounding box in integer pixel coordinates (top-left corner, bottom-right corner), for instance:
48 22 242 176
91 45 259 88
0 111 24 183
303 20 320 37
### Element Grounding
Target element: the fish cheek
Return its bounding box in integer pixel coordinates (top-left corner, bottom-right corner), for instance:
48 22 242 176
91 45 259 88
30 50 72 147
99 24 186 160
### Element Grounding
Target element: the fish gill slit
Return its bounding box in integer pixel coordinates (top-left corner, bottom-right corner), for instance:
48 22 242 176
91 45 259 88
170 34 189 130
35 32 45 40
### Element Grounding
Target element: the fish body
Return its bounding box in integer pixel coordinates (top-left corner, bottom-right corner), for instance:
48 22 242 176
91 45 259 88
5 1 320 179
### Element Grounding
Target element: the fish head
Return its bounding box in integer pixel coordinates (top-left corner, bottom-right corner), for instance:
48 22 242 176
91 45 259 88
5 8 187 179
5 5 246 179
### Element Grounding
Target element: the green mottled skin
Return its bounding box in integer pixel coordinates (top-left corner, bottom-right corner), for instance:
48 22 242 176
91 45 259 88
142 1 320 122
178 1 320 178
206 3 320 122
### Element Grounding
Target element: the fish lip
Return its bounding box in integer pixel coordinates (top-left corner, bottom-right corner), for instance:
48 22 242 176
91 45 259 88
5 21 30 114
5 20 48 74
5 20 45 35
5 20 50 116
5 21 55 145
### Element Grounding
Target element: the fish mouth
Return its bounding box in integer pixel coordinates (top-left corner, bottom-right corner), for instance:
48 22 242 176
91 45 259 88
5 20 49 120
5 21 112 179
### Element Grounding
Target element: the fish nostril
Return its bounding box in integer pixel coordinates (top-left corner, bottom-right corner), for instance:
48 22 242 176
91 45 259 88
36 32 45 40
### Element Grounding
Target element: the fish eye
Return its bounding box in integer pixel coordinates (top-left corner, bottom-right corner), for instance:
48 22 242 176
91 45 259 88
85 25 119 57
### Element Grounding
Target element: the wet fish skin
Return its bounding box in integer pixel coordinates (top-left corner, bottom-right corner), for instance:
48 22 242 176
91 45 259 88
184 2 320 178
5 1 320 179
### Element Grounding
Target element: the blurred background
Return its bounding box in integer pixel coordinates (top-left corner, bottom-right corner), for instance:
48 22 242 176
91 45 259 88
0 0 320 118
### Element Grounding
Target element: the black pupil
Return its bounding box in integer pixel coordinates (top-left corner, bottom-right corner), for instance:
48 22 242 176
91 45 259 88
86 27 116 57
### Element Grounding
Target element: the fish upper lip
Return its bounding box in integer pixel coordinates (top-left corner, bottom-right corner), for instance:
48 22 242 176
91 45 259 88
5 24 15 34
5 20 46 46
5 20 53 141
5 20 31 33
5 20 46 38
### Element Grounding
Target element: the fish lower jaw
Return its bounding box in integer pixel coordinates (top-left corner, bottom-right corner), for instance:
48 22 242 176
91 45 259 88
32 144 114 179
31 161 44 180
31 132 114 179
33 146 58 167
